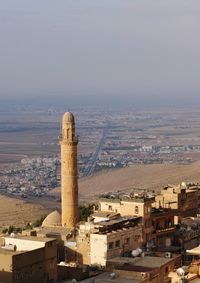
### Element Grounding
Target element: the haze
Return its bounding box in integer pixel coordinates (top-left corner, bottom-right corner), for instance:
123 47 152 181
1 0 200 107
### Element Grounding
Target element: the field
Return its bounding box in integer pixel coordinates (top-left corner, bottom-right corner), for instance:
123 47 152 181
0 196 51 228
78 161 200 200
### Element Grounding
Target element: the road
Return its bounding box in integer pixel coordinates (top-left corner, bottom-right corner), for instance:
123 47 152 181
83 125 108 177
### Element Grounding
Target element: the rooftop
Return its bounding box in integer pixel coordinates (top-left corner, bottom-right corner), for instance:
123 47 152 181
0 247 23 256
37 226 72 236
92 211 119 218
108 255 176 270
187 245 200 255
100 196 154 203
77 272 140 283
4 235 56 243
151 208 177 217
94 216 141 234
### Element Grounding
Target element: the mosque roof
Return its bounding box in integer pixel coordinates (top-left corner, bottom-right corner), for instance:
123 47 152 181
42 210 61 227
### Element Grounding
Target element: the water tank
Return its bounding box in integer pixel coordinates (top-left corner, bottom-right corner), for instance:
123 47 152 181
10 233 16 238
176 266 189 277
2 244 16 251
131 248 142 257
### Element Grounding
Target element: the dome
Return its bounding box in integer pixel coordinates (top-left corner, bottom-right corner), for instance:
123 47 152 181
42 210 61 227
62 112 74 123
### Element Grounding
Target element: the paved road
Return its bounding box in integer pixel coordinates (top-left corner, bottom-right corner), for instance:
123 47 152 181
83 125 108 177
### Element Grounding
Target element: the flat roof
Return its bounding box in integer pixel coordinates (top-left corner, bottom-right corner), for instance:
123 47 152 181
37 226 72 236
99 216 140 226
187 246 200 255
4 235 56 243
100 197 154 204
0 247 23 256
151 208 177 217
108 256 174 269
92 211 119 218
77 272 140 283
189 279 200 283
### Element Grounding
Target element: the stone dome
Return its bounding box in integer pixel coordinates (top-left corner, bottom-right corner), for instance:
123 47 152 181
42 210 61 227
62 112 74 123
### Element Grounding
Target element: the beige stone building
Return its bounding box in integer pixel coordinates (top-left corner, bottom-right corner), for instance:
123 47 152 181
0 236 57 283
151 208 177 250
98 197 154 243
154 183 199 220
90 225 143 266
168 245 200 282
105 254 181 283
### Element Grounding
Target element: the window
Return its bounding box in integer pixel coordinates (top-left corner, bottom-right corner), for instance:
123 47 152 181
108 242 113 250
108 205 113 211
134 235 141 241
115 240 120 248
135 206 139 214
125 238 130 245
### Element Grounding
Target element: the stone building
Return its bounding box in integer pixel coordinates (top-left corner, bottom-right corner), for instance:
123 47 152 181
90 221 143 266
105 253 181 283
151 208 177 251
98 196 154 244
154 183 199 220
0 236 57 283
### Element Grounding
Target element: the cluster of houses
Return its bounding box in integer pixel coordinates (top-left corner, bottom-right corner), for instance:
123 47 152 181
1 181 200 282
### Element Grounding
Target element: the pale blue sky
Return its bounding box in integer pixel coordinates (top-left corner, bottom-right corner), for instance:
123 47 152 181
1 0 200 106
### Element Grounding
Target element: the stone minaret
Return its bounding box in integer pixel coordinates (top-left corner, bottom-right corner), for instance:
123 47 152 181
59 112 78 228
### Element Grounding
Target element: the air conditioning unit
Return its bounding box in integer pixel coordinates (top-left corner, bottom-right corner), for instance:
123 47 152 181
165 252 171 258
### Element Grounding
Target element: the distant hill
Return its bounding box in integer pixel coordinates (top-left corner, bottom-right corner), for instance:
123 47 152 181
53 161 200 202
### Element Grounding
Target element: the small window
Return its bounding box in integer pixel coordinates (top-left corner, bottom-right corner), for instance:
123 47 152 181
135 206 139 214
47 242 52 247
108 242 113 250
125 238 130 245
115 240 120 248
134 235 141 241
108 205 112 211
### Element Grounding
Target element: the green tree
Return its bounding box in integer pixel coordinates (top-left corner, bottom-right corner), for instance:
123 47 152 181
79 204 94 221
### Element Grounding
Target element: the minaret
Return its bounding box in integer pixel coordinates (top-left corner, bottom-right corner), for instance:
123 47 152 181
59 112 78 228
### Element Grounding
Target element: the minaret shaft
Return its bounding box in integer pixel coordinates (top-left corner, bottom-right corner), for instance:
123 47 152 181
60 112 78 228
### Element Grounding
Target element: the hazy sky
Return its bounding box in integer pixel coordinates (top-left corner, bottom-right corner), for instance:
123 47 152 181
1 0 200 107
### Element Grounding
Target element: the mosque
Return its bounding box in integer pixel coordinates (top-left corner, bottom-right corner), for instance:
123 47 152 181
36 112 143 266
42 112 79 230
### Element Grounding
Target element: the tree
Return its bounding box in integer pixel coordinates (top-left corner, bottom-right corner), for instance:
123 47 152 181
79 204 94 221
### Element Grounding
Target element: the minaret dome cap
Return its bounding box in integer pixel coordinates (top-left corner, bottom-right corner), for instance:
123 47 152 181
62 112 75 123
